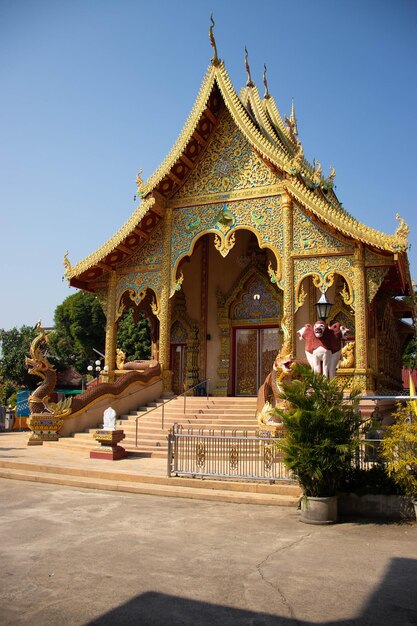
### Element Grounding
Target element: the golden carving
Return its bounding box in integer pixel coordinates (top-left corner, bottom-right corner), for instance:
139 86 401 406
295 284 307 311
340 282 354 306
214 232 236 257
230 444 239 470
324 165 336 188
159 207 173 382
264 445 274 472
170 271 184 297
284 99 298 144
366 267 389 304
312 159 323 185
151 297 160 320
104 271 118 374
312 271 335 290
197 442 206 467
263 64 270 99
282 192 294 355
293 256 355 312
290 142 304 172
63 251 72 278
267 261 280 285
395 213 409 239
339 341 355 369
353 247 368 382
209 14 220 66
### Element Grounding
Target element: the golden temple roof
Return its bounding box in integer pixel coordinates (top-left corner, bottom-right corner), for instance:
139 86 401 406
66 53 409 286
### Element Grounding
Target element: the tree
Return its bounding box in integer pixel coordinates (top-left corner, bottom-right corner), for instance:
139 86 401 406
116 308 151 361
49 291 106 374
0 325 37 399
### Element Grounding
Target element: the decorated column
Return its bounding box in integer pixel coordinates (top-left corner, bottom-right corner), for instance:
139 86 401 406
104 270 118 378
159 206 173 393
353 245 368 390
281 191 295 355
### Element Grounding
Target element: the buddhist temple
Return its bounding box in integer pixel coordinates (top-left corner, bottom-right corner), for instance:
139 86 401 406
64 27 414 398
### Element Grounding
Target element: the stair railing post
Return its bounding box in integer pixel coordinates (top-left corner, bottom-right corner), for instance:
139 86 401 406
162 401 165 431
184 389 187 414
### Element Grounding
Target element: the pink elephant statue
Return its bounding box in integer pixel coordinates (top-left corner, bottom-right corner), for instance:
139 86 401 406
297 321 349 378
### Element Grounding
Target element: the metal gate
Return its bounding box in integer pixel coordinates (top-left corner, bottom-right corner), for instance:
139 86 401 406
167 424 294 481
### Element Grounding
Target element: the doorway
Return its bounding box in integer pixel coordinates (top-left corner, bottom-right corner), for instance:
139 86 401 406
233 327 280 396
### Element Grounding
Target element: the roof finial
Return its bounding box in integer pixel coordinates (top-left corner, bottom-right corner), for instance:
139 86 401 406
263 64 270 99
244 46 254 87
290 97 296 123
285 98 298 143
209 14 220 66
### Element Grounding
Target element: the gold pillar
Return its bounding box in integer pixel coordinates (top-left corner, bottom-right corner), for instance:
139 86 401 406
104 270 117 378
353 245 368 390
159 206 173 392
282 191 294 355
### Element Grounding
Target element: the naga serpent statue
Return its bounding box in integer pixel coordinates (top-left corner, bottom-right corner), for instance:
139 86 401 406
25 322 71 444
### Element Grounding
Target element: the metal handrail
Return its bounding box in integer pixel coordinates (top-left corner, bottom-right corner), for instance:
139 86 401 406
135 378 211 447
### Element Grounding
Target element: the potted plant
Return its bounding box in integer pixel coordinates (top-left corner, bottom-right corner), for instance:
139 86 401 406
381 402 417 520
273 364 361 524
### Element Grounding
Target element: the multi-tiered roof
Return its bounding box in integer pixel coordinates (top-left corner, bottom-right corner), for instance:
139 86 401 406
65 27 411 295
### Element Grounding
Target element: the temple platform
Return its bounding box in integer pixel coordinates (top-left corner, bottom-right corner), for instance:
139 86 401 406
0 431 300 507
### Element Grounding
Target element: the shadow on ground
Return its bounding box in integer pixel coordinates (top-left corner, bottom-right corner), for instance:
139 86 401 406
87 557 417 625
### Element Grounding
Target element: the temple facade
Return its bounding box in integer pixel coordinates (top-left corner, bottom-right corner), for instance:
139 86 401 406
65 44 414 397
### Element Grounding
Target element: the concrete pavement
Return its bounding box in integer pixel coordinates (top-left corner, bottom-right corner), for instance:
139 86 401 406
0 478 416 625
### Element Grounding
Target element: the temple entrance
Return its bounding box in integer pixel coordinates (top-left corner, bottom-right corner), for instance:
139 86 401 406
233 326 280 396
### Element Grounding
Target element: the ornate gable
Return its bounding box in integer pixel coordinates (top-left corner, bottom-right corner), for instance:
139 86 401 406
173 108 279 202
292 204 353 255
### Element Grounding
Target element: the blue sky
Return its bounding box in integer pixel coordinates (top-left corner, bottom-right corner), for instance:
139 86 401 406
1 0 416 330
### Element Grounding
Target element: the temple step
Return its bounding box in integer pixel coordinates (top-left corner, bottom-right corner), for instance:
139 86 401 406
0 459 300 506
52 396 259 458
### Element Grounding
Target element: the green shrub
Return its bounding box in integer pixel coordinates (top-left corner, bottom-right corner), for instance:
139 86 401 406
273 364 361 497
381 402 417 498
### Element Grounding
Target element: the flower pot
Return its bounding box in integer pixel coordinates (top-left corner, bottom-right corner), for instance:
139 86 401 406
300 495 338 525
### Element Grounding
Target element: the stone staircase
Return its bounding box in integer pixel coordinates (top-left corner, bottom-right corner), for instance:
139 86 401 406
44 396 259 458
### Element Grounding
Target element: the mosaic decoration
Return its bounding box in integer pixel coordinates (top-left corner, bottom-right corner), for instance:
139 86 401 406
171 320 188 343
128 221 164 266
174 109 278 199
233 274 281 320
171 196 283 282
292 204 352 254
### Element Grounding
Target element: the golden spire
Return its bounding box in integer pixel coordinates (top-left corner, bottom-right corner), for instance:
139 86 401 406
263 63 270 99
284 98 298 143
244 46 254 87
290 98 296 124
209 14 220 66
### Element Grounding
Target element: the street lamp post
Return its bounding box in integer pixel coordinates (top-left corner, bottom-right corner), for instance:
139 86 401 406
87 359 102 385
